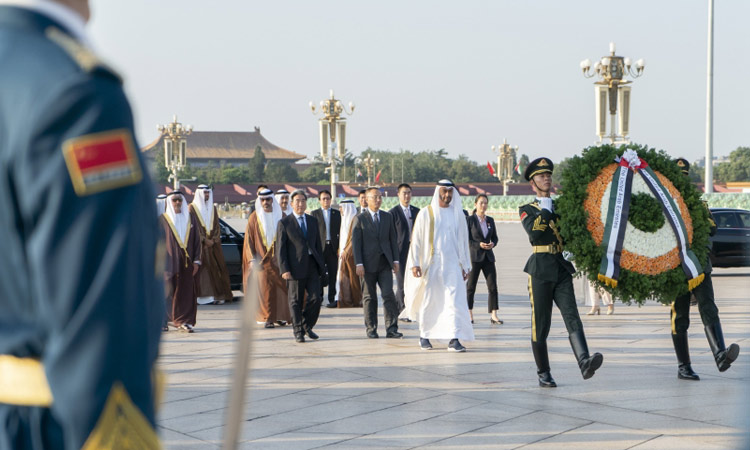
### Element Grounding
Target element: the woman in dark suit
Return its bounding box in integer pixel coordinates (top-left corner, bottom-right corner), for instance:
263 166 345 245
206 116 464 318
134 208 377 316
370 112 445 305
466 194 502 325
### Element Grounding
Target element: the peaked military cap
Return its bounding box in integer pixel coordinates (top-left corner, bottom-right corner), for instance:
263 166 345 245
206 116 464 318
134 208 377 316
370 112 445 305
524 157 554 181
675 158 690 176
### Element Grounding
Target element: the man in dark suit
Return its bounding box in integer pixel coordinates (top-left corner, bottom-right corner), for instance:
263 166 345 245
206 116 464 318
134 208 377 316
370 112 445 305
311 190 341 308
352 188 403 339
276 190 326 343
466 194 501 325
0 2 162 447
389 183 420 319
357 189 368 213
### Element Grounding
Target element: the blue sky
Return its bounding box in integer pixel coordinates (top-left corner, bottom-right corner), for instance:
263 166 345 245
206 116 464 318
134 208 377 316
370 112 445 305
90 0 749 165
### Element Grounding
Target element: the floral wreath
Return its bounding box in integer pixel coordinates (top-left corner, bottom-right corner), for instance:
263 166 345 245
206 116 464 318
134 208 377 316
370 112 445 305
556 144 711 305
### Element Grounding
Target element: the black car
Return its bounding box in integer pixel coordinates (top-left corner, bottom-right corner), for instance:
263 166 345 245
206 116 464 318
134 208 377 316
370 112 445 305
219 218 245 290
709 208 750 268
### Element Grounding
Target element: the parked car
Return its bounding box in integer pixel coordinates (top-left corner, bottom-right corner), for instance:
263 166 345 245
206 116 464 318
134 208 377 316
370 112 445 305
219 218 245 290
709 208 750 268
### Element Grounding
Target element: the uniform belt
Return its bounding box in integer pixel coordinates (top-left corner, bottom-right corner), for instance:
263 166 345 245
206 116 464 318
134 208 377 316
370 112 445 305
0 355 53 406
533 244 562 254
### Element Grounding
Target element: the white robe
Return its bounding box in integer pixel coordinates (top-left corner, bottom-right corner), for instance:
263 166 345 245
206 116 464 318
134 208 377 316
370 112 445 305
402 205 474 340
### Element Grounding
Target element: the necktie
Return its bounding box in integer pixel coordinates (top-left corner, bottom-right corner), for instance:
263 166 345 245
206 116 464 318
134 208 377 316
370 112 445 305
374 212 380 231
404 207 412 234
299 216 307 238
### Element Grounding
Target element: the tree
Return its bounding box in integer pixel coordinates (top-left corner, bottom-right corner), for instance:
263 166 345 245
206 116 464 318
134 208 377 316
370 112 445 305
714 147 750 183
264 161 300 182
248 145 266 183
153 144 171 183
301 164 328 184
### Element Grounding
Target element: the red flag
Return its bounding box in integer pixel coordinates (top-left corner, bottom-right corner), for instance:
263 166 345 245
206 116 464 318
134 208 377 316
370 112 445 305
375 170 382 183
514 162 524 175
356 169 363 178
487 162 495 176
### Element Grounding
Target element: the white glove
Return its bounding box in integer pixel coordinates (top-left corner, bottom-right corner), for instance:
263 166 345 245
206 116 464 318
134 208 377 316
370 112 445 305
539 197 553 212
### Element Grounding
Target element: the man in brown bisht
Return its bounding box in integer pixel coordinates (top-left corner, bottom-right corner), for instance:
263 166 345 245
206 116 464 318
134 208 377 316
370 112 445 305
161 191 202 332
336 200 362 307
190 184 233 305
243 188 291 328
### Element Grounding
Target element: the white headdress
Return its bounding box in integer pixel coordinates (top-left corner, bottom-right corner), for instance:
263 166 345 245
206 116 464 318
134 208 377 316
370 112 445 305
275 189 293 215
338 200 358 254
431 179 465 226
165 191 191 244
254 189 282 248
156 194 167 216
191 184 214 231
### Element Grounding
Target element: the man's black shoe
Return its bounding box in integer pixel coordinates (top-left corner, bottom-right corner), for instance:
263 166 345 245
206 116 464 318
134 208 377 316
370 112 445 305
386 331 403 339
325 301 338 309
538 371 557 388
367 330 379 339
419 338 432 350
305 328 319 340
678 364 700 380
295 335 305 343
399 317 412 323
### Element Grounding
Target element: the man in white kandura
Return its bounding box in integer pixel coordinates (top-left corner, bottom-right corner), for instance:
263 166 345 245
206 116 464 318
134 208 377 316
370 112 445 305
402 179 474 351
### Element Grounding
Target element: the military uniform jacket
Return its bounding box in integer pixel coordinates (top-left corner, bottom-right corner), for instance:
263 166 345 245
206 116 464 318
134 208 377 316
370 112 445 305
519 201 575 282
0 7 162 450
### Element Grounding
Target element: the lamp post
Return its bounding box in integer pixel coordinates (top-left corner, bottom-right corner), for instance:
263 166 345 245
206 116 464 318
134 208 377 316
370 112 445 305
358 153 379 186
491 139 517 196
309 89 355 200
157 115 193 190
580 42 645 145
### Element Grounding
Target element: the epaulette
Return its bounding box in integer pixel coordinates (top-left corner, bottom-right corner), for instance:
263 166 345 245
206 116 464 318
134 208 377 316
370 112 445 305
45 27 122 83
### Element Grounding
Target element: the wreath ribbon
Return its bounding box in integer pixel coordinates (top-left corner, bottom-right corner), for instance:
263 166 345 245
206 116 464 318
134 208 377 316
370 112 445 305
597 155 704 290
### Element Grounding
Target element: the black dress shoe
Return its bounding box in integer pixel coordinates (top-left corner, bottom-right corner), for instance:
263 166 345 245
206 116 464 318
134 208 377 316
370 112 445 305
678 364 700 380
305 328 319 340
325 302 338 309
264 322 275 329
367 330 379 339
580 353 603 380
399 317 412 323
386 331 403 339
491 318 504 325
538 371 557 388
295 335 305 343
275 321 287 327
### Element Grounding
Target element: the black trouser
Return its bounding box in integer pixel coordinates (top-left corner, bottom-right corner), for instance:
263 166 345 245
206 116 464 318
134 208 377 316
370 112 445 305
395 254 407 313
671 272 719 335
363 255 399 334
527 269 583 343
287 256 322 336
466 259 499 312
320 242 338 304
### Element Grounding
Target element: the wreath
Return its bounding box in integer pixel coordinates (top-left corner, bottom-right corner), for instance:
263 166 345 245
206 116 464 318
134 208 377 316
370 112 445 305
556 143 711 305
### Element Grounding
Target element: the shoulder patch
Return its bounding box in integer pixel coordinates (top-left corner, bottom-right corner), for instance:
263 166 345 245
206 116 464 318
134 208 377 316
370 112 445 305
62 129 142 196
45 27 121 82
81 382 159 450
520 211 528 221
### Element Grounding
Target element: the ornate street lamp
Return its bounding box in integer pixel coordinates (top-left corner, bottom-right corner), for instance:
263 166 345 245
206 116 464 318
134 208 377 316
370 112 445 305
356 153 379 187
492 139 517 196
580 42 645 145
309 89 355 200
157 115 193 190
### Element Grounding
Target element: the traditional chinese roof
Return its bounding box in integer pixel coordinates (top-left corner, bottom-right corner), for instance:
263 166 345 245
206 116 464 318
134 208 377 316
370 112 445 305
141 127 306 161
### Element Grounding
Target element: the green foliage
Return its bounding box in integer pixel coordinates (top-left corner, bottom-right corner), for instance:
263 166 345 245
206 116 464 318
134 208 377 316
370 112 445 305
152 144 171 183
628 193 664 232
714 146 750 182
248 145 266 182
300 164 328 184
264 161 300 182
556 143 710 305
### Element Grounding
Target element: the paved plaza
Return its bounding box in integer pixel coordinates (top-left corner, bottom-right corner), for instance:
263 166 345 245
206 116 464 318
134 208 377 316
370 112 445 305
158 222 750 449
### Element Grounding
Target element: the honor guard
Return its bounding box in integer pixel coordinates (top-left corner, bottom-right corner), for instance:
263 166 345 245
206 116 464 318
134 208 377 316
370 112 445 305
669 158 740 380
0 2 162 449
519 158 603 387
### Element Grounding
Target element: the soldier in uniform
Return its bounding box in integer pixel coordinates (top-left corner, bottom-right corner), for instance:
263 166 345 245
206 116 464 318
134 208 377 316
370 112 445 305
519 158 603 387
0 2 162 449
669 158 740 380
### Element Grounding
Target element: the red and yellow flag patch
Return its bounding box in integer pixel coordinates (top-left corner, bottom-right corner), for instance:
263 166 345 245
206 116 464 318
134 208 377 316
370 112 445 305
520 211 528 221
62 129 142 196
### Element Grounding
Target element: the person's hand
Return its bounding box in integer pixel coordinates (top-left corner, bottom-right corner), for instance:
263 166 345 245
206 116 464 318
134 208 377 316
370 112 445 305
192 263 200 276
281 272 292 280
393 262 400 273
462 269 469 281
356 265 365 277
206 239 214 247
412 266 422 278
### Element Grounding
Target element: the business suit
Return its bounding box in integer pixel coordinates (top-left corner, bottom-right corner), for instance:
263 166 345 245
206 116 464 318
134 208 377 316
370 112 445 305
311 207 341 304
466 214 499 312
389 203 420 312
276 213 326 340
351 209 400 335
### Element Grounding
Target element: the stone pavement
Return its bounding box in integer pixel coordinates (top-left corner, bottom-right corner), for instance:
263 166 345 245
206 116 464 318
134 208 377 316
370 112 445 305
158 223 750 449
